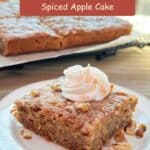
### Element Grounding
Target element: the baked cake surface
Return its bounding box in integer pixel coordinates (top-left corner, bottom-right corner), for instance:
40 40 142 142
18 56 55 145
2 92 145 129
42 16 132 48
0 17 62 55
13 79 137 150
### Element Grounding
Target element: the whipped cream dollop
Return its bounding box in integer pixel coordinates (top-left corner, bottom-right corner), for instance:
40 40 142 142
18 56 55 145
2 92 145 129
61 65 110 102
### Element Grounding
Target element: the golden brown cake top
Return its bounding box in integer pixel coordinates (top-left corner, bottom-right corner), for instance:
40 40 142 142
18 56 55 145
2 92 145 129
0 17 60 39
42 16 132 35
15 79 137 129
17 79 137 106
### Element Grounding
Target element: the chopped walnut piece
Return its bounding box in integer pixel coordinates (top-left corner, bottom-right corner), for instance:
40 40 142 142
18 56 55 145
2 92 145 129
51 81 61 92
10 105 17 114
31 89 40 97
13 111 19 118
129 96 138 111
10 109 15 114
135 124 146 138
109 84 114 94
139 124 146 132
114 130 126 142
99 106 105 112
20 129 32 139
110 142 132 150
124 120 137 136
135 129 144 138
74 102 90 112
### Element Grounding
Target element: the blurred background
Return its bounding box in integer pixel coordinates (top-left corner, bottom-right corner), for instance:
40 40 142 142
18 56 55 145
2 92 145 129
137 0 150 15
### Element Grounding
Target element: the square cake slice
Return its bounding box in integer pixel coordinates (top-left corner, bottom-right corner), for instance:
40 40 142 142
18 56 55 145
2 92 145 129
0 17 62 56
13 79 137 150
42 16 132 48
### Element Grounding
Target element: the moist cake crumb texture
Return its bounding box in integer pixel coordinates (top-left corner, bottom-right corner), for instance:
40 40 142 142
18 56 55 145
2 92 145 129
13 79 137 150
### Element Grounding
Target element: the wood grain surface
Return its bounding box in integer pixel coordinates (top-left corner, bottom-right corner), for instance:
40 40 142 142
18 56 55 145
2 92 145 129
0 46 150 100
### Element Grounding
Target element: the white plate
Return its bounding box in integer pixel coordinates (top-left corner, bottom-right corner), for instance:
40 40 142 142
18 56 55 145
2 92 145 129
0 31 140 69
0 80 150 150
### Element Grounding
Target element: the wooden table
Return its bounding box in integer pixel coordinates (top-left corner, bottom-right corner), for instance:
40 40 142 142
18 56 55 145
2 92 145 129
0 46 150 100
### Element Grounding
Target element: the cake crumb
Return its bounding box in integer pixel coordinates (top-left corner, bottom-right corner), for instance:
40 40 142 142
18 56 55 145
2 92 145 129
74 102 90 112
135 124 146 138
20 129 32 139
124 120 137 136
10 106 17 114
114 130 126 142
31 89 40 97
110 142 132 150
51 81 61 92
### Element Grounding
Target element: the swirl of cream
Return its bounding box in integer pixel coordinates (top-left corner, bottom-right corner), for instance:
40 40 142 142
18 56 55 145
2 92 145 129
61 65 110 102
